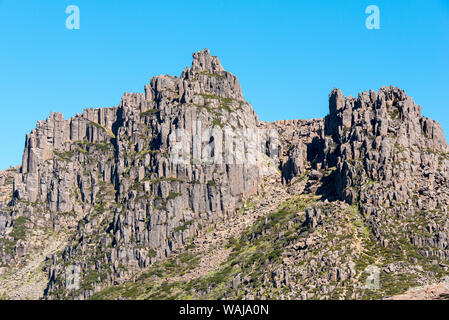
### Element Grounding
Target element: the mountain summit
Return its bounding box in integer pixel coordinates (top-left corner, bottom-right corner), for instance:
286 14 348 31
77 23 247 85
1 50 449 300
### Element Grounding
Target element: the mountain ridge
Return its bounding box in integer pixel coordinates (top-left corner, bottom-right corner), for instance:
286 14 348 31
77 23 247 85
1 49 449 300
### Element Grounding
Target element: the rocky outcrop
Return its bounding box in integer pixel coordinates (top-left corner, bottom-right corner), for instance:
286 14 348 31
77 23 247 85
1 50 449 300
386 281 449 300
0 49 279 299
260 119 324 184
320 86 449 263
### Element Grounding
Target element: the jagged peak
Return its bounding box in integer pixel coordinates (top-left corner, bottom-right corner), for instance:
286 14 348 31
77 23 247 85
177 49 244 100
190 48 224 74
326 86 449 153
331 85 411 102
329 85 417 116
180 48 227 80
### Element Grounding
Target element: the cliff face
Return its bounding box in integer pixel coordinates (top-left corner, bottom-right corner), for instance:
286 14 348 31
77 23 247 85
1 49 449 300
1 49 278 299
325 87 449 257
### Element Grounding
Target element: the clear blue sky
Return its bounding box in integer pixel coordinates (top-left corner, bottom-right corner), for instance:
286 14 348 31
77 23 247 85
1 0 448 170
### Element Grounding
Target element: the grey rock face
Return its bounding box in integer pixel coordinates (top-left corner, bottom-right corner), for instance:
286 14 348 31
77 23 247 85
319 85 449 269
260 119 324 184
0 49 278 299
1 50 449 300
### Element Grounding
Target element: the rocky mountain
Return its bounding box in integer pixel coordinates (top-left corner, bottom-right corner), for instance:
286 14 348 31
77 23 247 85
1 49 449 300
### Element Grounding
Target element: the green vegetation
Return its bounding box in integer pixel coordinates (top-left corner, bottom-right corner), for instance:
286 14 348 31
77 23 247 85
146 176 184 184
90 251 201 300
199 71 226 79
212 119 225 128
91 194 318 300
173 220 193 233
148 249 157 258
139 109 160 117
10 216 28 241
72 140 113 154
83 270 108 291
88 121 116 138
167 191 182 200
54 150 74 161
